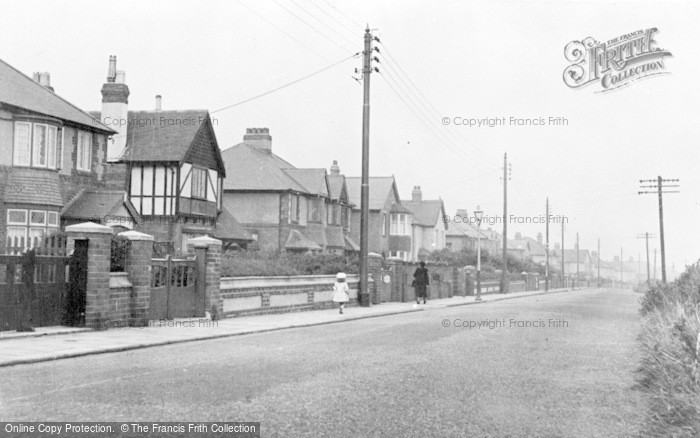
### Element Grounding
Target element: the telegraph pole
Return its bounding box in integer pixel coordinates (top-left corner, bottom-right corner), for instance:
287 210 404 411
597 237 600 287
500 153 509 294
637 232 656 283
576 232 580 286
639 176 679 283
359 27 378 305
545 198 549 292
561 216 565 283
620 247 623 283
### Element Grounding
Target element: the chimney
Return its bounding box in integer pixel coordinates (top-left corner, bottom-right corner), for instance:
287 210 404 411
554 242 561 252
515 232 522 239
613 255 620 263
455 209 468 218
100 55 130 161
537 233 542 244
412 186 422 202
155 95 162 111
243 128 272 153
330 160 340 175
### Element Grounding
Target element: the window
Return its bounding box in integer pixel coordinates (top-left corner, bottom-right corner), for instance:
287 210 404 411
6 209 58 248
13 122 31 166
191 167 207 199
390 214 411 236
77 131 92 171
382 214 387 236
308 198 324 223
390 251 408 261
342 206 349 227
289 194 299 223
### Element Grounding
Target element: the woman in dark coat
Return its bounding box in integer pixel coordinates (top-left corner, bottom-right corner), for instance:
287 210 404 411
413 261 430 304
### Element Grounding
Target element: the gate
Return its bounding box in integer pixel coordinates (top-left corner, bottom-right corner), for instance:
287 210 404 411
65 240 88 326
0 236 69 332
149 255 201 319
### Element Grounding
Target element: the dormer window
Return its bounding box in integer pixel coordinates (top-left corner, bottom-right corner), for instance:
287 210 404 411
13 122 58 168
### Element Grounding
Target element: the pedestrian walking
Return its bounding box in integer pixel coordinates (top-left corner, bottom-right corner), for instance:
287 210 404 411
332 272 350 314
413 261 430 304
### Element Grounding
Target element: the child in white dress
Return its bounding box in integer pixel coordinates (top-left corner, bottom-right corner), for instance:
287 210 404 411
332 272 350 314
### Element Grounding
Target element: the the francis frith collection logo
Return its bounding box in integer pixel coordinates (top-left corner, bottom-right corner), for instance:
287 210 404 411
563 28 672 92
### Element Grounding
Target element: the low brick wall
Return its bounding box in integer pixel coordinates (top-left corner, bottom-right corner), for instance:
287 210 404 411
220 274 360 317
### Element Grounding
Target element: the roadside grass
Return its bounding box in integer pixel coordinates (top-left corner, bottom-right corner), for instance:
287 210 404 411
637 262 700 437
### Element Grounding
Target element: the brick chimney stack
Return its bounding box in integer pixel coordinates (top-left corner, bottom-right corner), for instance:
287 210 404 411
155 95 162 111
243 128 272 153
537 232 543 244
412 186 422 202
101 55 130 162
32 72 54 92
330 160 340 175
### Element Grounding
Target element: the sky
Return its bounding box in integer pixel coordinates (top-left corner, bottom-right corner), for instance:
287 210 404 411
2 0 698 278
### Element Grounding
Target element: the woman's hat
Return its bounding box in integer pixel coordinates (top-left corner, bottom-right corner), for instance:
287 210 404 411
336 272 347 279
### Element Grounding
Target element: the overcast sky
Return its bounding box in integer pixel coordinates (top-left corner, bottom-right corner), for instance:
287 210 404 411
2 0 698 276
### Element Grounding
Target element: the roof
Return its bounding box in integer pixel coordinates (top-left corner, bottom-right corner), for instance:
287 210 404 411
61 190 135 220
390 202 413 214
212 207 253 242
510 239 531 252
445 220 495 240
3 168 63 207
345 235 360 251
325 226 346 248
221 143 307 192
345 177 399 211
285 229 322 250
403 199 446 228
305 226 328 247
519 236 547 255
563 249 591 263
0 58 113 133
91 110 224 172
284 168 329 197
327 174 347 202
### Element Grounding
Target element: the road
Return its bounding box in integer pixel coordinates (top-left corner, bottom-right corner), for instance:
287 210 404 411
0 288 643 437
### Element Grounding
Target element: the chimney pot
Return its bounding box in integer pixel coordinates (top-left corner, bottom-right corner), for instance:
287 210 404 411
155 95 162 111
107 55 117 82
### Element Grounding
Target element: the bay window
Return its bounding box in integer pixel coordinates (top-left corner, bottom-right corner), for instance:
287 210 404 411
6 209 59 247
390 213 411 236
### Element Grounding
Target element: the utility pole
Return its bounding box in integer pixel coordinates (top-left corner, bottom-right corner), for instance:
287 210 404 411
359 27 379 305
576 232 579 287
561 216 565 284
620 247 623 284
637 233 656 283
500 153 509 294
597 237 600 287
639 176 679 283
545 198 549 292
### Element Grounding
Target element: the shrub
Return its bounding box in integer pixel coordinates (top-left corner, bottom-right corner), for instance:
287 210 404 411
221 250 359 277
637 261 700 436
110 235 131 272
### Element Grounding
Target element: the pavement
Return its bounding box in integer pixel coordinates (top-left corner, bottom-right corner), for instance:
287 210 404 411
0 287 574 368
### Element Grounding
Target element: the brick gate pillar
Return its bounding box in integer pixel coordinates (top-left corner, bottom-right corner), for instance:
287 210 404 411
187 236 223 320
65 222 113 328
118 230 154 323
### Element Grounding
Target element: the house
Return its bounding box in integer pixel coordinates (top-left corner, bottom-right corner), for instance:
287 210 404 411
0 56 140 248
507 239 528 260
345 175 412 260
220 129 355 253
402 186 447 261
91 56 250 252
512 232 547 264
562 249 592 276
445 210 500 256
